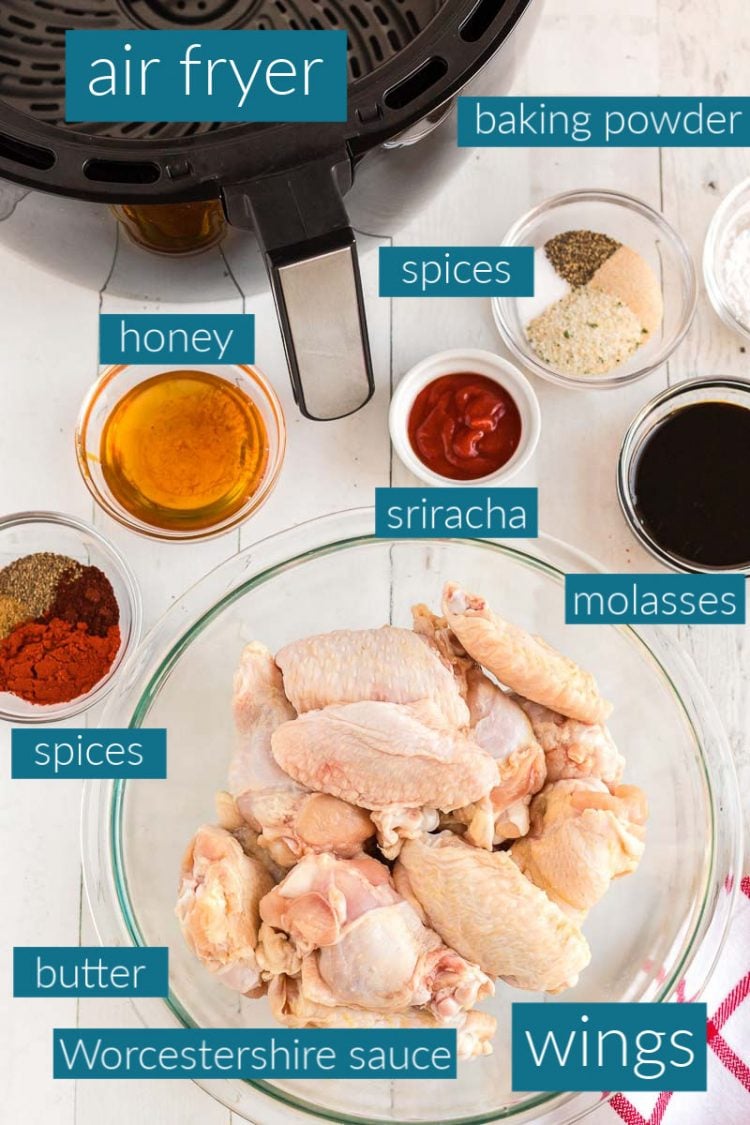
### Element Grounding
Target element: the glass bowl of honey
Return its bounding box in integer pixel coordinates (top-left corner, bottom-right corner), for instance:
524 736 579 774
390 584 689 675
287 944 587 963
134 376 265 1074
76 365 286 541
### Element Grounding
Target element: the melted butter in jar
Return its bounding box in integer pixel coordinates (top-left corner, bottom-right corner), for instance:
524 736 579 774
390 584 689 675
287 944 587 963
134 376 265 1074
101 370 269 533
631 401 750 568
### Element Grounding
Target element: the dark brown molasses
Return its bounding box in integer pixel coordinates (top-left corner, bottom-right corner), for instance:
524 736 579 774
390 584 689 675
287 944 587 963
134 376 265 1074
632 401 750 568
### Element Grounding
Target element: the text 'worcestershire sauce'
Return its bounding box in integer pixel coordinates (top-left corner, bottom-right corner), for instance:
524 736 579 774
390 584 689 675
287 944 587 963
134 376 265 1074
631 401 750 568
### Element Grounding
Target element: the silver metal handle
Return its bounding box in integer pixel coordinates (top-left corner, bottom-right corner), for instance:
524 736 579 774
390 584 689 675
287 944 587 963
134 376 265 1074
224 159 374 421
275 237 372 420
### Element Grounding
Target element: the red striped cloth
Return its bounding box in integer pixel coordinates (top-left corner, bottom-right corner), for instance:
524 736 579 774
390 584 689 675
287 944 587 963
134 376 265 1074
595 875 750 1125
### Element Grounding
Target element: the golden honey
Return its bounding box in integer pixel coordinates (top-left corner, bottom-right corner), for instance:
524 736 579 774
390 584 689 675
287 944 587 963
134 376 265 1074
100 370 269 532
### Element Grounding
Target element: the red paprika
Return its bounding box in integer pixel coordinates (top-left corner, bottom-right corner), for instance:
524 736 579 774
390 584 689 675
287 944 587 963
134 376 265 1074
0 618 121 704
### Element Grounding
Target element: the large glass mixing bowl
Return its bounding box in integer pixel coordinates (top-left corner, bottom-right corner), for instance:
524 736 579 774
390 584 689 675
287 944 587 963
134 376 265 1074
82 509 742 1125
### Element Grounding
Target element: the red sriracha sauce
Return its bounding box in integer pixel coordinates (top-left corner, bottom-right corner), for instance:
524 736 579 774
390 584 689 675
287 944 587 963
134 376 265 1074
407 372 522 481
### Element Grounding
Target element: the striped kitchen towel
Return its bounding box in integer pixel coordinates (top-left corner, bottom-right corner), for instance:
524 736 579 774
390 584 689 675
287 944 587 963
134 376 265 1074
595 874 750 1125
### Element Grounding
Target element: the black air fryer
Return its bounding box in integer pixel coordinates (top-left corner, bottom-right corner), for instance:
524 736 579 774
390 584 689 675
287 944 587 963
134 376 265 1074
0 0 537 419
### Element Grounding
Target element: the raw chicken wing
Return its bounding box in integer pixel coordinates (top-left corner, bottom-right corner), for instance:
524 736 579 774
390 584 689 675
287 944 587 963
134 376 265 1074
412 606 546 845
450 667 546 847
230 643 374 866
411 603 473 694
269 975 496 1060
175 824 274 995
230 641 297 794
395 832 591 993
511 779 647 919
259 852 493 1020
442 583 611 725
276 625 469 726
214 791 288 881
513 696 624 787
370 805 440 861
271 699 498 815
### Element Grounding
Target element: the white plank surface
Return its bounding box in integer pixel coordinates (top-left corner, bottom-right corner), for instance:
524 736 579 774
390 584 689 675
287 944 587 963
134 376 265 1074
1 2 748 1122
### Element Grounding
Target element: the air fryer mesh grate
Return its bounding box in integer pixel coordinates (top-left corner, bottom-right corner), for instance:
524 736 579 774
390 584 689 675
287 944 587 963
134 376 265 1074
0 0 442 139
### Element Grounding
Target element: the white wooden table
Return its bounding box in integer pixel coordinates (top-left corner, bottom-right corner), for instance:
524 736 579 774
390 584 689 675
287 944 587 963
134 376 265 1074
1 1 748 1122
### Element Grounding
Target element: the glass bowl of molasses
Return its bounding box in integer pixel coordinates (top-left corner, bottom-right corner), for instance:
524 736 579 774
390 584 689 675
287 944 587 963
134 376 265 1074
618 378 750 573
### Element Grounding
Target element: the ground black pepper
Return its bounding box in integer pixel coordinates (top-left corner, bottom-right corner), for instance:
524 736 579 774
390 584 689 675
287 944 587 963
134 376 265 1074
545 230 621 287
0 553 81 617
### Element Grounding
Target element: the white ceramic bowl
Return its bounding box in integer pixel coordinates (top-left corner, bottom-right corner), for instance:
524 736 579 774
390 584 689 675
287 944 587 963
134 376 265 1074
389 349 541 487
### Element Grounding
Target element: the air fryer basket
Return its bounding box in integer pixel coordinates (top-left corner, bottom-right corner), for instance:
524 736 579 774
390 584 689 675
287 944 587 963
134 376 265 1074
0 0 446 139
0 0 533 419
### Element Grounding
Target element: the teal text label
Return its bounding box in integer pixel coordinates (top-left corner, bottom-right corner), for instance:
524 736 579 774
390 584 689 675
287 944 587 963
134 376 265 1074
459 97 750 147
100 314 255 365
11 728 167 779
379 246 533 297
66 31 347 123
565 574 745 624
14 948 168 998
512 1003 707 1092
375 488 538 539
53 1029 456 1079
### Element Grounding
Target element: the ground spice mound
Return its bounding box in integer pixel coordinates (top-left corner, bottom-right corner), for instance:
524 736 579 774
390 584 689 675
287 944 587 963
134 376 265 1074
545 230 621 287
45 565 119 637
0 619 121 704
0 552 83 617
0 594 30 639
527 287 644 376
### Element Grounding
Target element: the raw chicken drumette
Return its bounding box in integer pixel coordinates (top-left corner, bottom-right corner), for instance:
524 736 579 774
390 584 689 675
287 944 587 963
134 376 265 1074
269 976 496 1060
259 852 493 1022
175 824 274 995
395 832 591 994
228 642 374 866
511 779 647 919
269 976 499 1062
513 696 624 787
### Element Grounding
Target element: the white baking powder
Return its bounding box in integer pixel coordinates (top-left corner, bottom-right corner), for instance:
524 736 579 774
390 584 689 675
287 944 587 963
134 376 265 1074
720 226 750 327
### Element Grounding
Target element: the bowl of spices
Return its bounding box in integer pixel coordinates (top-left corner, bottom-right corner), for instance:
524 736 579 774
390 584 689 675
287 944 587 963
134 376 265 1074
704 176 750 341
493 189 696 389
76 364 286 541
0 512 140 722
618 378 750 573
389 348 541 486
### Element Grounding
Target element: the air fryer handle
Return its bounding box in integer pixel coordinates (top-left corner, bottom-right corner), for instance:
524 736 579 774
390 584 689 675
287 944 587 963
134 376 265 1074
223 159 374 421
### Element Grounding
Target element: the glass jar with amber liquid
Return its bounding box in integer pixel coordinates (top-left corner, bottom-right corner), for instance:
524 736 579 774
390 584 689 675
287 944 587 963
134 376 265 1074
112 200 227 257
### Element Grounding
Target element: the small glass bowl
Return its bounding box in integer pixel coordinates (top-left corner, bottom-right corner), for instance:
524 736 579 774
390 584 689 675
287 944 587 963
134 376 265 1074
617 377 750 573
0 511 141 723
76 363 286 542
493 189 697 390
703 176 750 340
